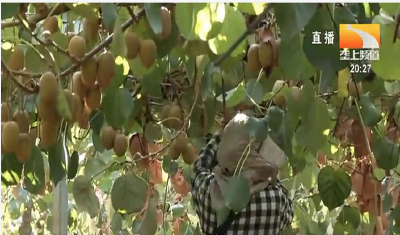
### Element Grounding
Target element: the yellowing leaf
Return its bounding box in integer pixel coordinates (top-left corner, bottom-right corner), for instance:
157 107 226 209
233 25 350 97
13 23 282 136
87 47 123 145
337 67 350 98
195 3 226 40
233 3 266 15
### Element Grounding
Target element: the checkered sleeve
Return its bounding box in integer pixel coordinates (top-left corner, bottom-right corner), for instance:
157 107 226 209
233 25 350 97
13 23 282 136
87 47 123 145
279 186 294 231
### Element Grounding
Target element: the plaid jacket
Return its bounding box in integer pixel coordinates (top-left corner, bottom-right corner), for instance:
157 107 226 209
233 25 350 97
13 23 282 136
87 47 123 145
191 133 294 235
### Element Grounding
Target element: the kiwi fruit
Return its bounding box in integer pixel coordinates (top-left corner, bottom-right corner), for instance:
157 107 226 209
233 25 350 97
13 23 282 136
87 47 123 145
129 134 147 156
168 142 181 160
97 51 115 88
113 134 127 156
101 126 117 150
40 120 59 149
168 132 188 160
81 56 98 88
34 3 49 15
67 32 76 43
1 102 10 122
16 133 32 163
259 42 273 68
39 72 59 103
43 16 58 34
247 44 261 72
13 110 30 133
79 103 91 129
86 85 101 110
139 39 157 68
68 36 86 59
82 18 99 42
1 123 8 154
290 86 301 102
9 46 25 71
158 7 171 40
161 103 183 129
72 94 83 122
72 71 88 100
181 143 196 165
125 31 140 60
348 81 362 97
2 121 20 152
272 80 287 107
37 100 60 123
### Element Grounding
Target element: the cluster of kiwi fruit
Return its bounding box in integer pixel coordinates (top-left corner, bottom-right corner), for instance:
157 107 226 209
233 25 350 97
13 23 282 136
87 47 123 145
168 132 197 165
271 80 302 108
161 102 188 130
100 126 128 157
1 103 35 164
246 41 274 72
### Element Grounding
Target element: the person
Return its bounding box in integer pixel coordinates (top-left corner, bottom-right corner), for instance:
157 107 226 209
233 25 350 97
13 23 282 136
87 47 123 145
191 113 294 235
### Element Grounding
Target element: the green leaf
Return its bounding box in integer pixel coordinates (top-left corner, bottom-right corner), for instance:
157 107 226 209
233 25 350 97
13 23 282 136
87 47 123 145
216 82 246 107
144 122 163 143
336 206 361 230
279 33 303 79
224 175 251 212
92 133 104 153
234 3 266 15
216 205 231 227
334 6 357 24
317 166 351 211
24 47 47 73
102 88 134 128
359 93 382 127
373 136 399 170
171 204 185 218
48 134 67 187
137 195 158 235
371 18 400 81
201 60 216 99
142 62 167 97
244 79 264 105
246 116 269 142
1 3 18 20
72 175 100 219
84 158 106 180
303 5 347 71
101 3 117 32
111 17 127 58
175 4 201 40
1 152 23 186
65 3 98 19
67 151 79 180
111 213 123 235
111 173 148 214
144 3 163 35
265 106 284 133
394 101 400 127
195 3 225 41
23 146 45 195
162 157 178 175
56 90 72 121
208 5 245 57
128 55 156 77
154 13 179 59
274 3 317 41
89 110 105 135
380 3 400 16
103 62 126 95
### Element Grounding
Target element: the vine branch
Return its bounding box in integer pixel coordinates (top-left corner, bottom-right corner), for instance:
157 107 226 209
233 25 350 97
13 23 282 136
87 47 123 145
1 60 38 94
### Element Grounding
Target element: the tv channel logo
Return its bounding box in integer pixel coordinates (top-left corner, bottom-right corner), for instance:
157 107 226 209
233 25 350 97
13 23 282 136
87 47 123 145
339 24 380 49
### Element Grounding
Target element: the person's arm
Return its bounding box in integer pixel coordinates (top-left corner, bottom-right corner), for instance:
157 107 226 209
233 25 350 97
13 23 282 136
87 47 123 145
191 132 221 202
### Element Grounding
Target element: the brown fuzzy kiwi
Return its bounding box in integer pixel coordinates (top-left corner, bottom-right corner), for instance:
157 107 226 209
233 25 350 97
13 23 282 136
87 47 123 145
82 18 99 42
113 134 127 156
1 123 8 154
157 7 172 40
101 126 117 150
72 93 83 122
43 16 58 34
66 32 76 43
125 31 140 60
9 46 25 71
168 142 181 160
79 103 91 129
37 99 60 124
272 80 287 107
81 56 98 88
72 71 88 100
16 133 32 163
162 103 182 129
348 81 362 97
290 86 301 102
1 102 10 122
39 72 59 103
40 120 59 149
2 121 20 152
247 44 261 72
129 134 147 157
258 42 273 68
161 104 171 124
97 51 115 88
34 3 48 15
86 85 102 110
181 143 196 165
13 110 30 133
139 39 157 68
68 36 86 59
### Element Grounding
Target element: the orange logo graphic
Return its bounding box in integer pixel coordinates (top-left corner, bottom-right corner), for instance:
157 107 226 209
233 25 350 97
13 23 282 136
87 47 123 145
339 24 380 49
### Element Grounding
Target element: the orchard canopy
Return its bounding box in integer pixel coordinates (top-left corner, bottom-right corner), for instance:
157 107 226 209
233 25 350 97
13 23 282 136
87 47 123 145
1 3 400 235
